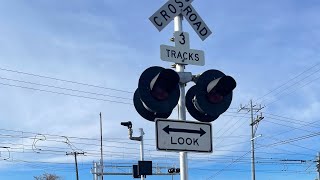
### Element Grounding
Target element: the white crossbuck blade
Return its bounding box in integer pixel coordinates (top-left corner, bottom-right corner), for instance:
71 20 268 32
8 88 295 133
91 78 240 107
149 0 212 41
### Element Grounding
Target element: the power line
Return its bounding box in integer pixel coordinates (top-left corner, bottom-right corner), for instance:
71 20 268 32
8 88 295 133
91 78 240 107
255 62 320 103
265 73 320 106
205 150 251 180
213 111 251 147
253 115 320 146
263 119 317 134
0 67 134 93
0 82 133 105
263 112 320 128
205 130 320 179
0 76 132 100
257 131 320 149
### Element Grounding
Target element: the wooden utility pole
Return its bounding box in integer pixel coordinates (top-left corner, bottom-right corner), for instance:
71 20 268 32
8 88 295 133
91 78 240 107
66 151 85 180
239 100 264 180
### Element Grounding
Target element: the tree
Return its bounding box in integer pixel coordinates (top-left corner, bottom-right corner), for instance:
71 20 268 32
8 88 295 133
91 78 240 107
34 173 62 180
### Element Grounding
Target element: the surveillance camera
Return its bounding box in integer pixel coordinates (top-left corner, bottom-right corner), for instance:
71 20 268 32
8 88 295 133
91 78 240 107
121 121 132 129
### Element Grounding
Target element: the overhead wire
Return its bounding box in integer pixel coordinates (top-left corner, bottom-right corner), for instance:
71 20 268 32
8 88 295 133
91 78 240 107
205 129 320 179
1 126 318 179
263 112 320 128
0 67 134 93
263 119 317 134
212 64 320 179
5 127 315 163
1 66 320 177
0 76 132 100
0 82 133 105
214 110 252 148
206 132 320 180
265 73 320 106
254 62 320 104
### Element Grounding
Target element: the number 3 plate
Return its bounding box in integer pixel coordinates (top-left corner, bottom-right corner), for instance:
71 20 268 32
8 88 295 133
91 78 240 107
174 31 190 49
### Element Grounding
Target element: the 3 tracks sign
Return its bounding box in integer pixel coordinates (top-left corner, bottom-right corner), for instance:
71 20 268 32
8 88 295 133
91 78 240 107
160 31 205 66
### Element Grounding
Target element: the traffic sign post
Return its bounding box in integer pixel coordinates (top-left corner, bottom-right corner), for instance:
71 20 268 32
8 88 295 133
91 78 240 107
156 119 212 152
140 1 236 180
132 1 237 179
174 15 188 180
149 1 213 178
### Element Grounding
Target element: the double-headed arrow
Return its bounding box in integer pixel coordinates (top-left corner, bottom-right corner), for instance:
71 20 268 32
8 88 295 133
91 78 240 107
163 125 206 137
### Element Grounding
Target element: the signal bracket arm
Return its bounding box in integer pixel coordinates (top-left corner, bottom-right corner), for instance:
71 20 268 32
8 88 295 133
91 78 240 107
177 72 193 84
128 128 142 141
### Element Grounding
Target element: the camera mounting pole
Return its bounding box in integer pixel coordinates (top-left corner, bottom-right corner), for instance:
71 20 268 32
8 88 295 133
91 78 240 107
121 121 145 180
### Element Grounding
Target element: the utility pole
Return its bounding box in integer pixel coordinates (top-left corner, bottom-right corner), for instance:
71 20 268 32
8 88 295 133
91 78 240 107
317 152 320 180
66 151 85 180
99 112 104 180
239 100 264 180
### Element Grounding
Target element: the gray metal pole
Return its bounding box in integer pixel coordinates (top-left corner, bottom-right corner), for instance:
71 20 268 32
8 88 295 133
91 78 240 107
93 162 98 180
174 14 188 180
139 128 145 180
250 100 256 180
99 113 104 180
318 152 320 180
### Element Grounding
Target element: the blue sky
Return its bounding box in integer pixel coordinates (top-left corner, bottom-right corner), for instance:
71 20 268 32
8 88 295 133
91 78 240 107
0 0 320 179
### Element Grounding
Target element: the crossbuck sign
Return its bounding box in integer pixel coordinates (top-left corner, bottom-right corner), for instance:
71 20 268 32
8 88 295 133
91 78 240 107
149 0 212 41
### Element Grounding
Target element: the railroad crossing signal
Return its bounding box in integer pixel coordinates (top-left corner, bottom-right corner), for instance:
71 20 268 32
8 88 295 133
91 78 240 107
186 70 236 122
143 1 235 180
133 68 236 122
133 66 180 121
